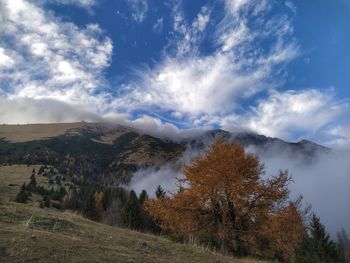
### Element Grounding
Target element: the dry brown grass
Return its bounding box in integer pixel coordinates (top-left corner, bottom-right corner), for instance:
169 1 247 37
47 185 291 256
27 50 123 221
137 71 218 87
0 122 86 142
0 165 46 202
0 122 137 144
0 202 241 263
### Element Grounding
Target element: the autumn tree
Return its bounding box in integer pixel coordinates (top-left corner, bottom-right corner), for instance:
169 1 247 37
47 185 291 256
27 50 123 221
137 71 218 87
94 191 104 214
145 140 307 260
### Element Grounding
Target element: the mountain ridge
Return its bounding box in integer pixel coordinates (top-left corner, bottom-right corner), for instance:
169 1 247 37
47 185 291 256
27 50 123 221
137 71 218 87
0 122 330 185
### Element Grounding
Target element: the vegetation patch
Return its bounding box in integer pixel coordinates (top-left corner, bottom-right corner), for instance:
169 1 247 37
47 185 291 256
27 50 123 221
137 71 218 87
29 216 76 233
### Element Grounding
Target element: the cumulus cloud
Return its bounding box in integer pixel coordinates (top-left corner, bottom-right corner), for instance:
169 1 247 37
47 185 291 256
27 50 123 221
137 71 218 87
244 89 348 139
0 47 15 68
115 0 300 128
0 0 112 111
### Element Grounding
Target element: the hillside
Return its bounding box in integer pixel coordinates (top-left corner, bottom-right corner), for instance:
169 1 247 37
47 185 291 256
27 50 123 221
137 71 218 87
0 165 267 263
0 122 183 184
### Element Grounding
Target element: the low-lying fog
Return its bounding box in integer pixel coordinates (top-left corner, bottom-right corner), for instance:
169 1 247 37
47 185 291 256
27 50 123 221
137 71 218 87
130 143 350 237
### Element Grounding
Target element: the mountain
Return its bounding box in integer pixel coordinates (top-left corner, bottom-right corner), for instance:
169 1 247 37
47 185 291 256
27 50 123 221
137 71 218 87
0 122 330 185
188 128 330 158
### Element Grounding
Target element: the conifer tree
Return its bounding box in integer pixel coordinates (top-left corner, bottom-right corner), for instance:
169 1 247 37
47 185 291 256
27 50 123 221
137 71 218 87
83 190 100 221
337 229 350 263
139 190 148 204
155 185 165 199
102 188 112 210
122 190 142 229
38 165 45 175
42 195 51 208
28 173 37 191
292 214 344 263
15 183 29 203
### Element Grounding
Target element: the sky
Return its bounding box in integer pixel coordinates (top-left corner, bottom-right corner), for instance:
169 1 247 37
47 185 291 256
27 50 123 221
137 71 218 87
0 0 349 148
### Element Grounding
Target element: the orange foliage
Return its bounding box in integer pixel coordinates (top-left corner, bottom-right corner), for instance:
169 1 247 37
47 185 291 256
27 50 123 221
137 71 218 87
145 140 307 259
62 193 69 207
94 191 104 213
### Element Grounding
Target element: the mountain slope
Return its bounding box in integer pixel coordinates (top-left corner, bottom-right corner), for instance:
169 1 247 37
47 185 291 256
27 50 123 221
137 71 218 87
0 122 183 184
0 122 330 185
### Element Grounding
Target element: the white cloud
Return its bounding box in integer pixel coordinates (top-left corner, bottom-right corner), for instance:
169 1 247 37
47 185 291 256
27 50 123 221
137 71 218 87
285 1 297 14
166 3 212 56
0 47 15 68
152 18 164 33
192 6 211 32
127 0 148 23
323 125 350 149
0 0 112 112
328 126 350 138
224 0 251 15
119 53 274 120
37 0 96 8
117 0 299 127
244 90 347 139
0 98 102 124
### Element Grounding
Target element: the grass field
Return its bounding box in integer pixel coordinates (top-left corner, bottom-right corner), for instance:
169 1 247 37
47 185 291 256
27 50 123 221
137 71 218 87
0 123 85 142
0 165 270 263
0 165 46 202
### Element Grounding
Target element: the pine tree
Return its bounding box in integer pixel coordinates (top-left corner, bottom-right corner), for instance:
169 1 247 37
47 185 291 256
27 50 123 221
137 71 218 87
28 173 37 191
155 185 165 199
337 228 350 263
292 214 344 263
38 165 45 175
41 195 51 208
83 190 100 221
139 190 148 204
102 188 112 210
15 183 29 203
122 190 142 229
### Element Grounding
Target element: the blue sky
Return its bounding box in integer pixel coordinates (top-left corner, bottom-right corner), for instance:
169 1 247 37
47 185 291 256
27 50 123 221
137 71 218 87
0 0 349 148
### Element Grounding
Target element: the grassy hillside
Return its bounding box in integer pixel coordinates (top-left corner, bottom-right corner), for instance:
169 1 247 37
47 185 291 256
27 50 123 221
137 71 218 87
0 123 87 142
0 165 268 263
